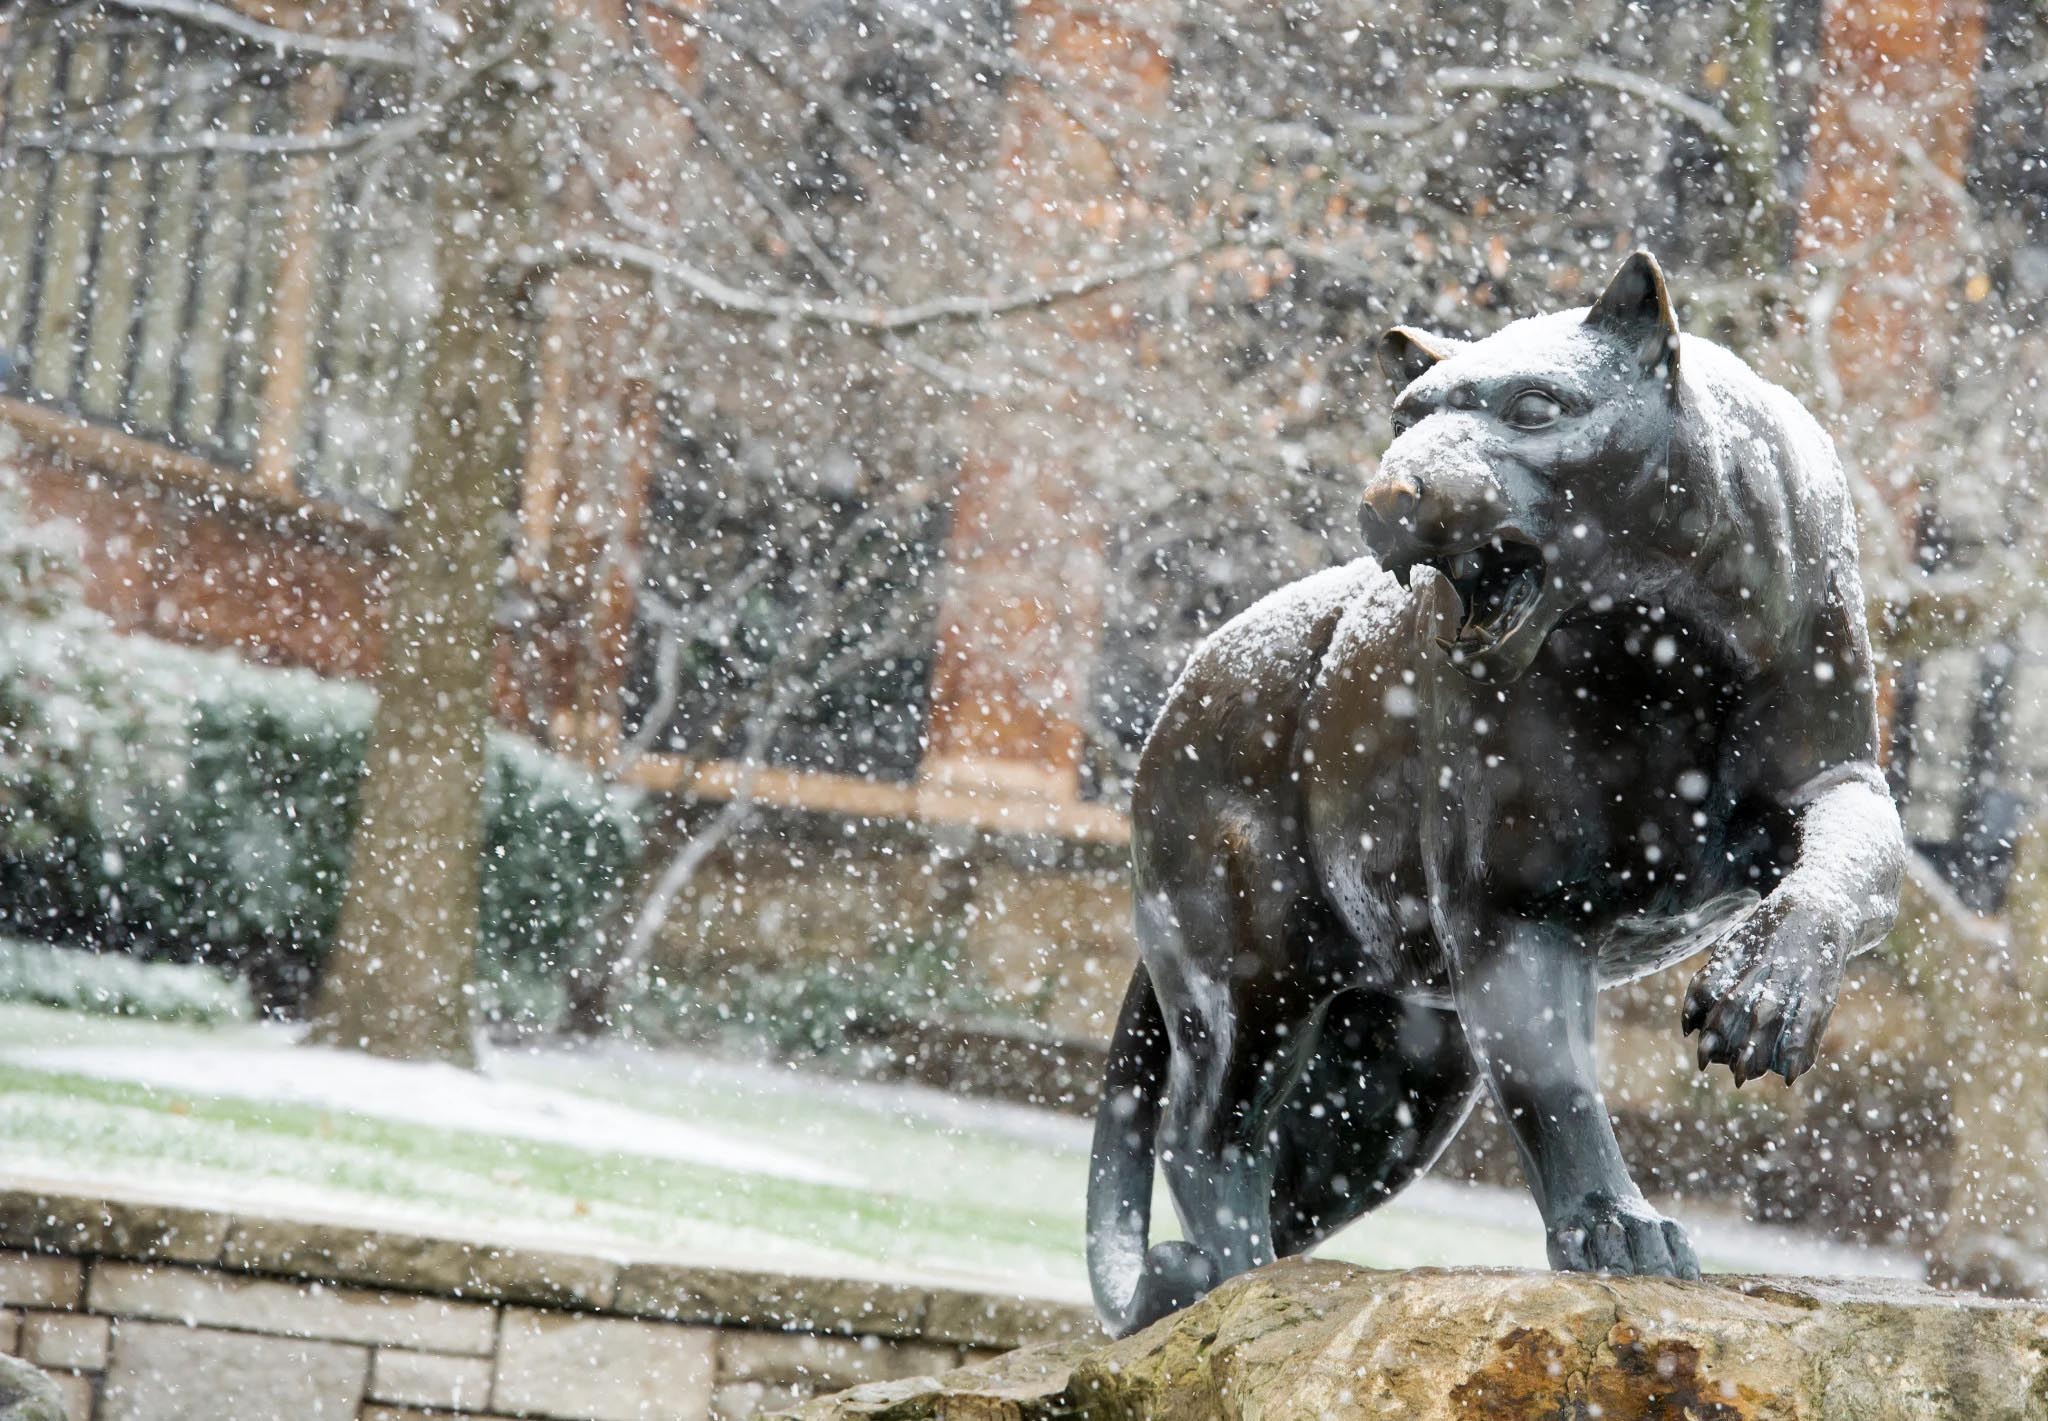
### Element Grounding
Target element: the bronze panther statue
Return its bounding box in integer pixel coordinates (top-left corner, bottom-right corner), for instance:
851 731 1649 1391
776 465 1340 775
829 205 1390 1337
1086 251 1905 1336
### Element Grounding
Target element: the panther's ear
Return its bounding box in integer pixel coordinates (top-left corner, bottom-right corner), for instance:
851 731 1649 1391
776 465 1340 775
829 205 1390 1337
1377 326 1462 390
1586 249 1679 391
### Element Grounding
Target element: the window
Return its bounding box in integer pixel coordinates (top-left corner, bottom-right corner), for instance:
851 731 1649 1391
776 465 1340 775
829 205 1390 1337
620 408 950 783
0 2 428 508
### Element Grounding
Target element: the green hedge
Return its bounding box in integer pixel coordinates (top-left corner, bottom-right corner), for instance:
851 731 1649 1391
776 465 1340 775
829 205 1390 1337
0 934 253 1025
0 619 643 1026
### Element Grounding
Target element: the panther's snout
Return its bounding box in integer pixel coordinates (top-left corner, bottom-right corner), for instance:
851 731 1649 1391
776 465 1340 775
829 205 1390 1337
1361 415 1504 561
1361 476 1421 528
1359 467 1486 557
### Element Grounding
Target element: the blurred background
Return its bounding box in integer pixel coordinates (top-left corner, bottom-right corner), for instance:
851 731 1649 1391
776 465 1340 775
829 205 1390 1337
0 0 2044 1333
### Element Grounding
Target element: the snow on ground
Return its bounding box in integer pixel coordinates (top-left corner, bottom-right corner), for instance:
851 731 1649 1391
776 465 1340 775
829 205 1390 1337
0 1003 1922 1299
11 1041 849 1187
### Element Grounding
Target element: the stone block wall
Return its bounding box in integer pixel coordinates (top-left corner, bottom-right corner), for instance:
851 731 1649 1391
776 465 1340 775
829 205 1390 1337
0 1188 1093 1421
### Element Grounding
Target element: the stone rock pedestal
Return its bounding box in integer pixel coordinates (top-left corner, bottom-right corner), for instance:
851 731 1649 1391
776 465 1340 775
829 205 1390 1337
784 1259 2048 1421
0 1355 64 1421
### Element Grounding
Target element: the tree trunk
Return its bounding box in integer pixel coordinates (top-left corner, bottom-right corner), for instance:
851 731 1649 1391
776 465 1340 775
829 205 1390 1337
308 9 544 1065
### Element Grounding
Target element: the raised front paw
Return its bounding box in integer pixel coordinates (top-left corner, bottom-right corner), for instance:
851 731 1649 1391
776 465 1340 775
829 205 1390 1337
1547 1193 1699 1280
1683 892 1845 1086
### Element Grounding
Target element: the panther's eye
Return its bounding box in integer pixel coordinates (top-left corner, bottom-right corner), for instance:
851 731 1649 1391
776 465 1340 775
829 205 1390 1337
1504 390 1563 430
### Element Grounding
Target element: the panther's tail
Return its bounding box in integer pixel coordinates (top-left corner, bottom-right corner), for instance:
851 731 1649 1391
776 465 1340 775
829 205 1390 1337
1086 965 1215 1337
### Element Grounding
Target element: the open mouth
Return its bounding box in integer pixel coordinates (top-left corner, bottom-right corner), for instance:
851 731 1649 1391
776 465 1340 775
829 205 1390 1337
1419 537 1548 657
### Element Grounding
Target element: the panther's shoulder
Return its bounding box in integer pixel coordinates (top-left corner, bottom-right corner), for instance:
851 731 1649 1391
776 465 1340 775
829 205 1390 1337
1677 335 1849 510
1674 334 1858 617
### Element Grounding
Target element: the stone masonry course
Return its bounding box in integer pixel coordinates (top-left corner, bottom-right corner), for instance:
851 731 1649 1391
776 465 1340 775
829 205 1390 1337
0 1187 1095 1421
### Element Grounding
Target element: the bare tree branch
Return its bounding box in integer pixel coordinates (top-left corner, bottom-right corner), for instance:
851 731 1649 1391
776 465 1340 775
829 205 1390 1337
886 0 1138 188
6 123 411 157
4 31 521 160
102 0 412 67
1430 60 1741 146
634 0 998 253
528 230 1231 334
613 556 781 770
605 29 854 295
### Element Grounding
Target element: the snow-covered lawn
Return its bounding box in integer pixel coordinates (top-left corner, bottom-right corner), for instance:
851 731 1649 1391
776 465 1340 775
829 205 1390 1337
0 1003 1917 1300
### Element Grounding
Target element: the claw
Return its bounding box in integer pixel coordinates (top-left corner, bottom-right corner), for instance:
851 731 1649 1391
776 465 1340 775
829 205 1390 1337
1735 1000 1784 1084
1624 1216 1675 1274
1712 1000 1755 1076
1550 1224 1591 1272
1763 989 1804 1083
1783 1004 1833 1084
1684 960 1739 1035
1696 1028 1720 1072
1663 1220 1701 1280
1733 1040 1761 1084
1593 1218 1629 1272
1792 1040 1821 1081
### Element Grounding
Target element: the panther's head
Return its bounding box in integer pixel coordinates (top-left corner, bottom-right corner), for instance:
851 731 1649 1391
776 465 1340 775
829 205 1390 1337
1361 250 1683 684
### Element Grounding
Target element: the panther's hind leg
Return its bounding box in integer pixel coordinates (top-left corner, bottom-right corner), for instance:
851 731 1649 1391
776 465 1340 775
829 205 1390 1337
1146 814 1341 1295
1268 989 1482 1257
